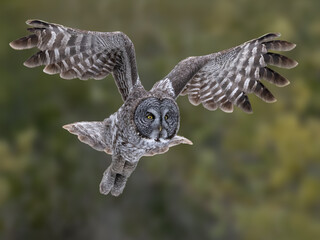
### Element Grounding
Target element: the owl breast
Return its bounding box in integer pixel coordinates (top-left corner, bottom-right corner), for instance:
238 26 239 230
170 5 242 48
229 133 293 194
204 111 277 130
134 97 180 141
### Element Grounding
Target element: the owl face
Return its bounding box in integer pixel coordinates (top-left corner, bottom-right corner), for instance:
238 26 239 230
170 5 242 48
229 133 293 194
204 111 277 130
134 97 179 141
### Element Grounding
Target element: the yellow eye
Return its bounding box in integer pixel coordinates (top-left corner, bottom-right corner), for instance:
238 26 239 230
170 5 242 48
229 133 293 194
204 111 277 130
147 114 153 119
164 115 168 120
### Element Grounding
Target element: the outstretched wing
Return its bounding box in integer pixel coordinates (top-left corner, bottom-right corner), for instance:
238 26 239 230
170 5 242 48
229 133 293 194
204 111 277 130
9 19 139 101
63 120 113 154
159 33 297 113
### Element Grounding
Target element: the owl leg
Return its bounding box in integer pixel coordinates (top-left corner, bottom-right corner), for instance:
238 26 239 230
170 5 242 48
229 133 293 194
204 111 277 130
100 156 123 196
110 161 138 196
99 157 138 196
122 161 137 177
99 165 116 195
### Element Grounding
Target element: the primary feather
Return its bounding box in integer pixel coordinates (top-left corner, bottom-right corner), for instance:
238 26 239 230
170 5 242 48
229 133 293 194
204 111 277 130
10 19 139 101
165 33 297 113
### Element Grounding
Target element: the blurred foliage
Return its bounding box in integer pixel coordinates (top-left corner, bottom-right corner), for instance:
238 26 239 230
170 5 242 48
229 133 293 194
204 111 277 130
1 0 320 239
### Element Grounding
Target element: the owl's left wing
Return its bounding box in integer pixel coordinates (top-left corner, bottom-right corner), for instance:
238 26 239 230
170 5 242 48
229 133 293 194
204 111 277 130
10 20 139 101
159 33 297 113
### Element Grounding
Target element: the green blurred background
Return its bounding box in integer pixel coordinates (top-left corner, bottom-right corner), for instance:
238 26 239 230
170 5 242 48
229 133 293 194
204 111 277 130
1 0 319 239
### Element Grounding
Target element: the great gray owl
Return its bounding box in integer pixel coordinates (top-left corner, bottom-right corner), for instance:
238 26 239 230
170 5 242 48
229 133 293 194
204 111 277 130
10 20 298 196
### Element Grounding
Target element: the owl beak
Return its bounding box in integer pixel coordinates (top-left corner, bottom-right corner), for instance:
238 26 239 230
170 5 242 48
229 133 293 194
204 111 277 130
155 126 162 142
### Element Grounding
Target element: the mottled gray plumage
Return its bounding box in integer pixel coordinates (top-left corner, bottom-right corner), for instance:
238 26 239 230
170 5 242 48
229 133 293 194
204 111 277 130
10 20 298 196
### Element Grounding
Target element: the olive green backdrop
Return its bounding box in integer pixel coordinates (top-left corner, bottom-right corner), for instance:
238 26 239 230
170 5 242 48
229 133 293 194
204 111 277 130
1 0 319 239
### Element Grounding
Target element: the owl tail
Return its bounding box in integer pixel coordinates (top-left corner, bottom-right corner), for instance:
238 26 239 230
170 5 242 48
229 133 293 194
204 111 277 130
99 159 138 196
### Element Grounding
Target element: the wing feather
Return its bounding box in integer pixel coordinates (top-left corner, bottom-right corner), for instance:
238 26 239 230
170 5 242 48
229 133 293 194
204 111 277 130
159 33 297 113
10 19 139 101
62 120 113 154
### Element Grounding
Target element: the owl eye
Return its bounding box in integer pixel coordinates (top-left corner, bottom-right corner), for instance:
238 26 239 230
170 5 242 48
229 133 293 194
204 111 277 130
164 115 168 120
146 113 154 120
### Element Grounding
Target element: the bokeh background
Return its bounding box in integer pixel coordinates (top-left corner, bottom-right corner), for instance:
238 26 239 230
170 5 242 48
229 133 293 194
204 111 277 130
1 0 319 239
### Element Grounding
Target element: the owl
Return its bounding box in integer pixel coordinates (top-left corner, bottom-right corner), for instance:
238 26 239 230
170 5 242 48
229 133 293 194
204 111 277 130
10 20 298 196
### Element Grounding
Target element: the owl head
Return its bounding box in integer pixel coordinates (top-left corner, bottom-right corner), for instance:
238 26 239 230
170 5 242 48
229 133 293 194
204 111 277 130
134 97 179 141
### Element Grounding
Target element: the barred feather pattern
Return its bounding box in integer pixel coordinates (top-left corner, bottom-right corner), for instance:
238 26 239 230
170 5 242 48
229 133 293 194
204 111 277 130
177 33 298 113
9 20 139 101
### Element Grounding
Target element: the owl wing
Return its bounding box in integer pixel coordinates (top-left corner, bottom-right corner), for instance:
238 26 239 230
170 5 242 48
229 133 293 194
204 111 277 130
158 33 297 113
63 119 138 196
9 20 139 101
63 120 113 154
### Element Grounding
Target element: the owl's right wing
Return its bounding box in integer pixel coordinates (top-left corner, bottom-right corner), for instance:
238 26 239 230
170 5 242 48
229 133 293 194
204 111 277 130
10 20 139 101
159 33 297 113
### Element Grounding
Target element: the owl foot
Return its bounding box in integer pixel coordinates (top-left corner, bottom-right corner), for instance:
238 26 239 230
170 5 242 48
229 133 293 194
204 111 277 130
100 160 138 196
99 166 115 195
